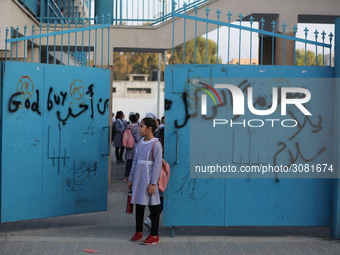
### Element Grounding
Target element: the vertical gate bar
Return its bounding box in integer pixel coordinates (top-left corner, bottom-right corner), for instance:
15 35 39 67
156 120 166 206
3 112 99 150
101 14 104 67
108 13 111 67
61 21 64 64
68 0 70 20
16 26 19 61
95 16 98 66
227 12 232 65
39 24 42 63
205 7 210 64
238 14 243 65
54 21 57 64
329 32 333 66
260 18 265 65
183 3 187 64
31 25 34 62
249 16 253 65
24 25 27 62
89 0 92 21
216 9 221 64
115 0 118 25
194 6 198 64
321 31 326 66
271 20 276 65
64 0 66 16
73 3 76 23
68 19 71 65
83 0 85 19
171 1 176 64
72 2 74 23
10 28 13 61
143 0 145 21
47 0 50 24
163 0 165 22
314 29 319 66
148 0 150 21
75 17 78 66
88 20 91 66
293 25 297 66
82 17 85 66
304 27 308 65
41 0 44 23
5 28 8 61
127 0 128 24
282 23 286 65
120 0 123 25
137 0 139 24
46 23 50 64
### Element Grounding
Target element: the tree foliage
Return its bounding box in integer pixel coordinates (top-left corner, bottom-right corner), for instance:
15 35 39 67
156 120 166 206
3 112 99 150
170 37 222 64
295 49 323 66
113 52 163 80
113 37 221 80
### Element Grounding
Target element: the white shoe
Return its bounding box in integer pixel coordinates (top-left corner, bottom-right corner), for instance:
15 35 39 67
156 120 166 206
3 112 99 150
143 217 151 231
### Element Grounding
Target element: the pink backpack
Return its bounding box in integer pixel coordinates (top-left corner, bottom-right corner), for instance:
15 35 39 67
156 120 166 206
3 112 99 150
152 141 170 192
122 125 136 149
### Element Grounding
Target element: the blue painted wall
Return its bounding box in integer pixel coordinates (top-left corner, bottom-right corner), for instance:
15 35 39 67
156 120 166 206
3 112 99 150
0 62 111 222
164 64 335 228
331 17 340 239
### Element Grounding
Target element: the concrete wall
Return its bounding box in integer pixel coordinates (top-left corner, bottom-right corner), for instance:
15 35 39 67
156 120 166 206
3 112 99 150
112 81 165 119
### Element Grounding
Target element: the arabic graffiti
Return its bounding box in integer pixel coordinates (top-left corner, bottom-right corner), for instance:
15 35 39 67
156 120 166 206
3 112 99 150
8 83 109 124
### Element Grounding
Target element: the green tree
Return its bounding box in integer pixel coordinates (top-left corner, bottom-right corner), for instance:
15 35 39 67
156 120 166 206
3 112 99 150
295 49 323 66
113 52 163 80
113 37 221 80
169 37 222 64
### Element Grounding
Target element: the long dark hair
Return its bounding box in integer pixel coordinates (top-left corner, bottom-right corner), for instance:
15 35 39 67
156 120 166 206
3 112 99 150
116 111 124 119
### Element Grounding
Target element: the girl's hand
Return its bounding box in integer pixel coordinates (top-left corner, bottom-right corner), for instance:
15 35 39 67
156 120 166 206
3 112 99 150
147 184 156 194
128 181 133 191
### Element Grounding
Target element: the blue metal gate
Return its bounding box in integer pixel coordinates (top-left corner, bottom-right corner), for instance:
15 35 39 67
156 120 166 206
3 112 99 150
164 65 334 227
0 61 111 222
163 3 339 237
0 14 112 222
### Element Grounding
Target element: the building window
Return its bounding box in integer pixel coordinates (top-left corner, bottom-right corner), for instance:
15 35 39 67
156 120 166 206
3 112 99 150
127 88 152 94
112 87 116 93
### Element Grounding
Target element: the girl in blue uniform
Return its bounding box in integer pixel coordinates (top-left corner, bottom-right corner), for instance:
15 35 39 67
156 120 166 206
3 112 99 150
128 116 162 245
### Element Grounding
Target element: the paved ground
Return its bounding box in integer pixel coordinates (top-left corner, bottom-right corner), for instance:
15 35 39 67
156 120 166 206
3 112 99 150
0 151 339 254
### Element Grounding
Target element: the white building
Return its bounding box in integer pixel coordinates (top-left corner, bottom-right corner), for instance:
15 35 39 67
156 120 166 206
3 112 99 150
112 80 165 120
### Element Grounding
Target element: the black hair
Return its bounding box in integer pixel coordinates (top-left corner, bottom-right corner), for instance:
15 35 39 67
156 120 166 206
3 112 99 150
129 114 138 123
136 113 140 120
142 117 157 132
116 111 124 119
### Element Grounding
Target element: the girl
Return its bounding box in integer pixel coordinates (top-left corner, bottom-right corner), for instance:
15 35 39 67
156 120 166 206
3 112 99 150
123 112 141 182
113 111 125 163
128 117 162 245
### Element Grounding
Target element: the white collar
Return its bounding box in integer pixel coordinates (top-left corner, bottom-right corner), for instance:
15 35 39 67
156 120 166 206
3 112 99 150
141 137 158 144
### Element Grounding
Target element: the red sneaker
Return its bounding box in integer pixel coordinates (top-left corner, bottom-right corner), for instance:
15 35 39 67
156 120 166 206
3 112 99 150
142 235 159 245
130 232 143 242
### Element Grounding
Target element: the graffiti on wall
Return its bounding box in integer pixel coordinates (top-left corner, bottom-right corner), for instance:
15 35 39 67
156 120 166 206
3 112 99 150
167 76 331 185
8 76 110 124
66 160 98 192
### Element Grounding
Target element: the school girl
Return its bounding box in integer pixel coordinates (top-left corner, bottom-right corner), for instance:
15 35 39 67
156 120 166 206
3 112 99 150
128 117 162 245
